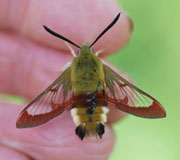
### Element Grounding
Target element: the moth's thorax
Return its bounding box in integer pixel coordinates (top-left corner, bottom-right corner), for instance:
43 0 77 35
71 45 105 94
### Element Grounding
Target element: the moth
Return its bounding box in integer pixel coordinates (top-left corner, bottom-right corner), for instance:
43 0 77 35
16 13 166 140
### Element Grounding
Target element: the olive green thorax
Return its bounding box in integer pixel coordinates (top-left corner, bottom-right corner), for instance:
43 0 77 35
71 44 105 94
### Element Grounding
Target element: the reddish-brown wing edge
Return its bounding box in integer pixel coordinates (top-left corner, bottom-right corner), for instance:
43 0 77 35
103 64 166 118
16 67 72 128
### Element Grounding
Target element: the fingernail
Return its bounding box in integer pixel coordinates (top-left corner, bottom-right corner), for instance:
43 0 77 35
125 13 134 33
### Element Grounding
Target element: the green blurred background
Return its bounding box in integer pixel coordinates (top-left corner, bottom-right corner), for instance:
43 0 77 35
108 0 180 160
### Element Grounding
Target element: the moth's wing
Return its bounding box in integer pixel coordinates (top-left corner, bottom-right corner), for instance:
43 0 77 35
16 67 72 128
103 64 166 118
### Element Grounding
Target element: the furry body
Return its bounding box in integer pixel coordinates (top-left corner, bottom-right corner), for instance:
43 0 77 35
70 45 109 139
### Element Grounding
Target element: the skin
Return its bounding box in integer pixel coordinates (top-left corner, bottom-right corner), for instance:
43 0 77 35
0 0 133 160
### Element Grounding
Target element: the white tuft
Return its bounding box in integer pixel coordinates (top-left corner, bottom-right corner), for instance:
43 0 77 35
72 116 81 126
70 108 78 117
100 114 107 123
71 108 80 126
102 106 109 114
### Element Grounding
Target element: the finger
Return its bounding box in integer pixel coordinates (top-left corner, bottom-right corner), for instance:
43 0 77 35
0 0 133 55
0 102 115 160
0 145 30 160
0 35 73 99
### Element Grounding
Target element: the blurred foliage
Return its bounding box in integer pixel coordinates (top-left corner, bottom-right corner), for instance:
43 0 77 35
0 93 26 105
109 0 180 160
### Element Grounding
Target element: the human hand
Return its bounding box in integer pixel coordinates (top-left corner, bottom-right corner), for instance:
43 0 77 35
0 0 133 159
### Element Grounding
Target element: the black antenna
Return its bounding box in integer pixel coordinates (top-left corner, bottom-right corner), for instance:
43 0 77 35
90 13 121 48
43 25 81 49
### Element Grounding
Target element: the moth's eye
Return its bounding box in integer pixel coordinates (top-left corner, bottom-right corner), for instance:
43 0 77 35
90 48 94 54
78 49 81 54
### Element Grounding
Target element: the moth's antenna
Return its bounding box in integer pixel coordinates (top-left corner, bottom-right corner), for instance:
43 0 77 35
43 25 81 49
90 13 120 48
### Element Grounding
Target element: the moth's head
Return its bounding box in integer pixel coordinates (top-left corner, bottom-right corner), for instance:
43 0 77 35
78 43 94 55
43 13 120 56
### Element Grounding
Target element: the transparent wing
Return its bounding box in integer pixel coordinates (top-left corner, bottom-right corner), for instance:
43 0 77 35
103 64 166 118
16 67 72 128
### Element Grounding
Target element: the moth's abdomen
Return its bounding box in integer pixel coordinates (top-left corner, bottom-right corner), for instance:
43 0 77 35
71 106 109 126
71 92 109 140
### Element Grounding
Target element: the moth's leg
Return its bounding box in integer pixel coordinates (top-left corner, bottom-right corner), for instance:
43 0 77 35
95 49 104 56
64 41 76 57
51 61 72 73
61 61 72 71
